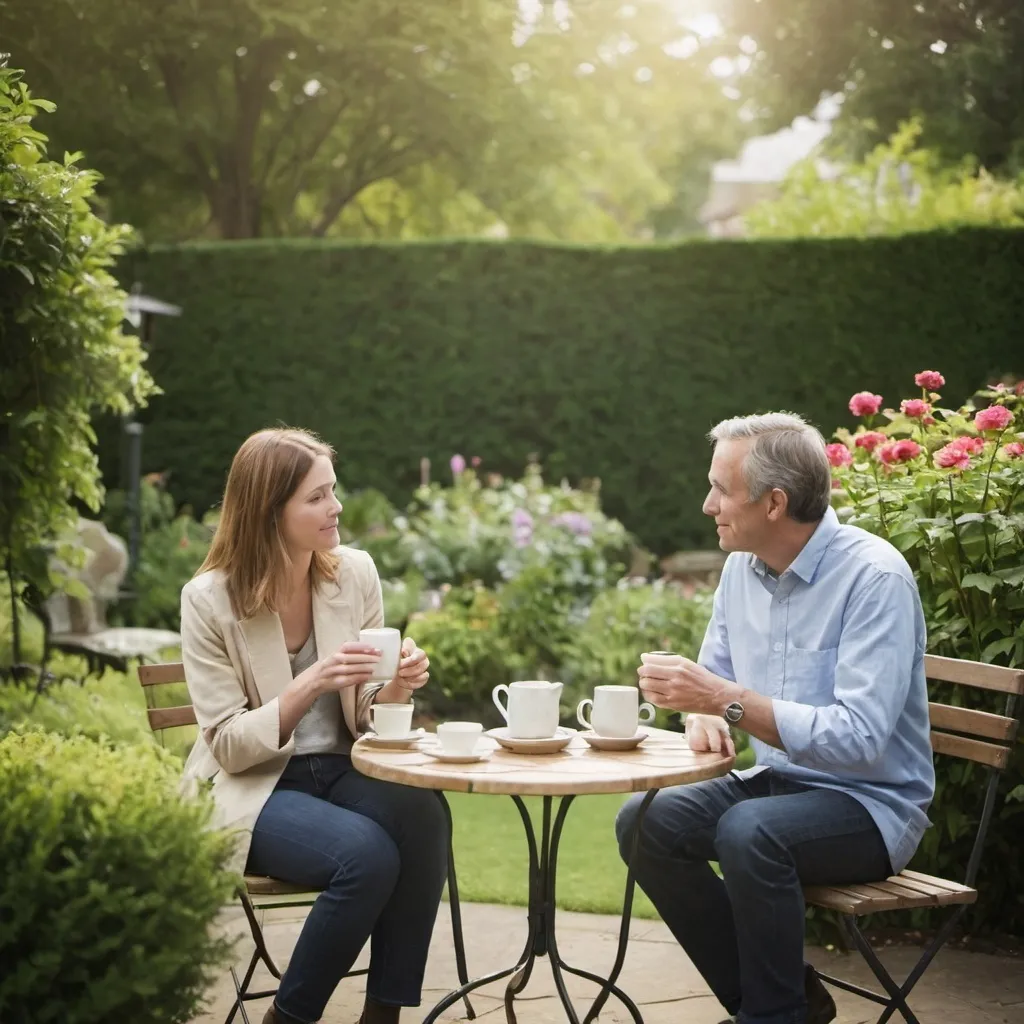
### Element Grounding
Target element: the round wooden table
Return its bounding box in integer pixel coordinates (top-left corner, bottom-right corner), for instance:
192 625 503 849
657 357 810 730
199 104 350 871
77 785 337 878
352 727 734 1024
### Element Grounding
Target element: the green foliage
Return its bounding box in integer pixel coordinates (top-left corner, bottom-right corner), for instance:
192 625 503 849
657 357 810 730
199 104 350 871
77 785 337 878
409 583 527 719
0 730 236 1024
101 481 214 629
747 119 1024 239
829 370 1024 936
0 65 154 658
723 0 1024 174
115 230 1024 554
5 0 741 241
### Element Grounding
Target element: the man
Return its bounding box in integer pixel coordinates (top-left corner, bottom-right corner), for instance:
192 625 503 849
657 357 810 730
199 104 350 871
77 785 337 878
617 412 935 1024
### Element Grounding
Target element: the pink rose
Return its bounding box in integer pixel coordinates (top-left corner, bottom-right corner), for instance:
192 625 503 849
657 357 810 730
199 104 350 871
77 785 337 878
854 431 887 453
1004 442 1024 459
831 477 843 490
923 416 936 426
1015 381 1024 396
950 436 985 454
901 399 931 418
878 440 921 465
974 405 1014 432
849 391 883 417
914 370 945 390
825 443 853 468
450 453 466 475
471 455 482 467
934 444 972 471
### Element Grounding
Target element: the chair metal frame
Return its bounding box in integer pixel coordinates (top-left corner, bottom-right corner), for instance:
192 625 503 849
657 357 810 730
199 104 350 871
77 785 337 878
139 662 476 1024
806 655 1023 1024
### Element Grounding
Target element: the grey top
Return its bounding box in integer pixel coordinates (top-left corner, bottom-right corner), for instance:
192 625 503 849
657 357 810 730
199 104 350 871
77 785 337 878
290 631 353 756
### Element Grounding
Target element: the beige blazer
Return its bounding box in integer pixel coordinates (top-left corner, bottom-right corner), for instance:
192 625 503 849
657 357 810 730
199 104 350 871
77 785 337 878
179 545 385 874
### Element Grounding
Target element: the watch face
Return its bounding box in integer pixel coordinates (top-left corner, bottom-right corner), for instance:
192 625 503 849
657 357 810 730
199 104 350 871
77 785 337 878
725 702 743 723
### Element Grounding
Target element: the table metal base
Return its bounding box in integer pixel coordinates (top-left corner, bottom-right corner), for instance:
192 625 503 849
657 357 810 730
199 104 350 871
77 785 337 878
425 790 656 1024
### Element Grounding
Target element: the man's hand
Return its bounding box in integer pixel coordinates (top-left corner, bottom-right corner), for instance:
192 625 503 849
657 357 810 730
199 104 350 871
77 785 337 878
637 656 730 715
685 714 736 757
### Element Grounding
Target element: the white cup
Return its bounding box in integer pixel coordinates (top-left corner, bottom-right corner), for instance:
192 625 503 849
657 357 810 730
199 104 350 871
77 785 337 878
492 680 563 739
640 650 683 669
577 685 656 738
371 702 413 739
360 626 402 682
436 721 483 756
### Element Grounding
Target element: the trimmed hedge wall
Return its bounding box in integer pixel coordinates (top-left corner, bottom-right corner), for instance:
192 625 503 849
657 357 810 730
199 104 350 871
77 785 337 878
115 230 1024 552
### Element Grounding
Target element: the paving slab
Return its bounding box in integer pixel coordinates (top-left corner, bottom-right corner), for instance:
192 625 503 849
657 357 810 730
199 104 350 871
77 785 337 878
191 902 1024 1024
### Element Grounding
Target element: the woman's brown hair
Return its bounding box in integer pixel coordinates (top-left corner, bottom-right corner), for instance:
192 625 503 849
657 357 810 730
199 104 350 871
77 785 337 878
197 427 339 618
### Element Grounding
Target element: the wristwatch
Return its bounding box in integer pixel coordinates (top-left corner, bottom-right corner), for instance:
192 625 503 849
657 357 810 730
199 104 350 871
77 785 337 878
723 701 745 725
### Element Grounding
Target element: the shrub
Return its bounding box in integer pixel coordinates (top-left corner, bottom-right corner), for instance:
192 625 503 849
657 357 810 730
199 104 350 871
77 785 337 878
0 731 236 1024
116 230 1024 553
410 584 527 720
100 480 213 630
0 65 153 663
830 370 1024 936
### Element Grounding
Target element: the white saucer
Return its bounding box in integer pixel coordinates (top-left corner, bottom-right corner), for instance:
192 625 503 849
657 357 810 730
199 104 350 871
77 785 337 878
580 730 647 751
424 749 491 764
360 728 425 749
486 727 574 754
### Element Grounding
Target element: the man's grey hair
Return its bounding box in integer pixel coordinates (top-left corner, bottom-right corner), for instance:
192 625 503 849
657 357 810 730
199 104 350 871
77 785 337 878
708 412 831 523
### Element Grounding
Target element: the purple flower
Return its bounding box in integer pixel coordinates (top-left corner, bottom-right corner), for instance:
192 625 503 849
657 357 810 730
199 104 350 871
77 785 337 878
512 508 534 548
512 508 534 530
552 511 592 537
450 453 466 476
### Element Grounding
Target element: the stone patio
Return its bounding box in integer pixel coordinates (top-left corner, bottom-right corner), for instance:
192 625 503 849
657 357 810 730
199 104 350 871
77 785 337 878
191 901 1024 1024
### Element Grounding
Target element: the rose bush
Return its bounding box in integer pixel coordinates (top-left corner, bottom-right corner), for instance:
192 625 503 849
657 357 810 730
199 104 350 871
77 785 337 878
830 370 1023 936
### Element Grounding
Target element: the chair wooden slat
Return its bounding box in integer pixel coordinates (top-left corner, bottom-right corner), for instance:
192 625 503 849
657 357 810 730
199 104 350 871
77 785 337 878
147 705 198 730
930 731 1010 769
139 662 187 686
805 870 977 915
868 879 940 903
928 702 1018 741
898 870 976 896
924 654 1024 695
244 874 321 897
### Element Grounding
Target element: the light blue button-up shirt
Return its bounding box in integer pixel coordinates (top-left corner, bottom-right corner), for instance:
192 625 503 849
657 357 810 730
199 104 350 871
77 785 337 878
698 507 935 873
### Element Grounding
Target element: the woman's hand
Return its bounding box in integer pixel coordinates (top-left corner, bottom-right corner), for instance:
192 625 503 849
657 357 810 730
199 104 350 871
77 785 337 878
394 636 430 691
304 642 382 695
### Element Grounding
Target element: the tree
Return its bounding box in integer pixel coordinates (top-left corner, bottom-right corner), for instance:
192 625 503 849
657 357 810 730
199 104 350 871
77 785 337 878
721 0 1024 173
0 0 745 241
743 118 1024 238
0 64 155 666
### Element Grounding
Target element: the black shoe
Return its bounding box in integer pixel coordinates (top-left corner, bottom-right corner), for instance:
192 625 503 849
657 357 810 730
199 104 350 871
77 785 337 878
805 965 837 1024
716 968 835 1024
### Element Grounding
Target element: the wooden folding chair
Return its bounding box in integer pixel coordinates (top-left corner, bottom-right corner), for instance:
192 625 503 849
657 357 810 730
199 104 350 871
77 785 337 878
805 654 1023 1024
139 662 475 1024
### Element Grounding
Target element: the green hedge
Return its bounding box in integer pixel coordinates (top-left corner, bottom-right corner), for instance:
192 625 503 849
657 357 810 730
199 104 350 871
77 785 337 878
114 229 1024 552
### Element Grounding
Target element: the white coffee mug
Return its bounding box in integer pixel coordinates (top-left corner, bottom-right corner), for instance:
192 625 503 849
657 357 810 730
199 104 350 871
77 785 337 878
360 626 402 682
640 650 683 669
492 680 563 739
371 702 413 739
436 721 483 756
577 685 655 738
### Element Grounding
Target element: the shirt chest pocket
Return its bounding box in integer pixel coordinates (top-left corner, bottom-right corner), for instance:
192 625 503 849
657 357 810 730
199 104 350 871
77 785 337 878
784 646 838 705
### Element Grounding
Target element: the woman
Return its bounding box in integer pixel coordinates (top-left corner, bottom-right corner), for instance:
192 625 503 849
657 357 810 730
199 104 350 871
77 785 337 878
179 427 447 1024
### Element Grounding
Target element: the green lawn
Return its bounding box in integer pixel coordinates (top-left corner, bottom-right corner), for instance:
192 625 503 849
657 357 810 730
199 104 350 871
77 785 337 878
446 791 660 919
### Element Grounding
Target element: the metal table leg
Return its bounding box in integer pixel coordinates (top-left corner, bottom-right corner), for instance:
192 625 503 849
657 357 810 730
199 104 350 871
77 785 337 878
422 790 656 1024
